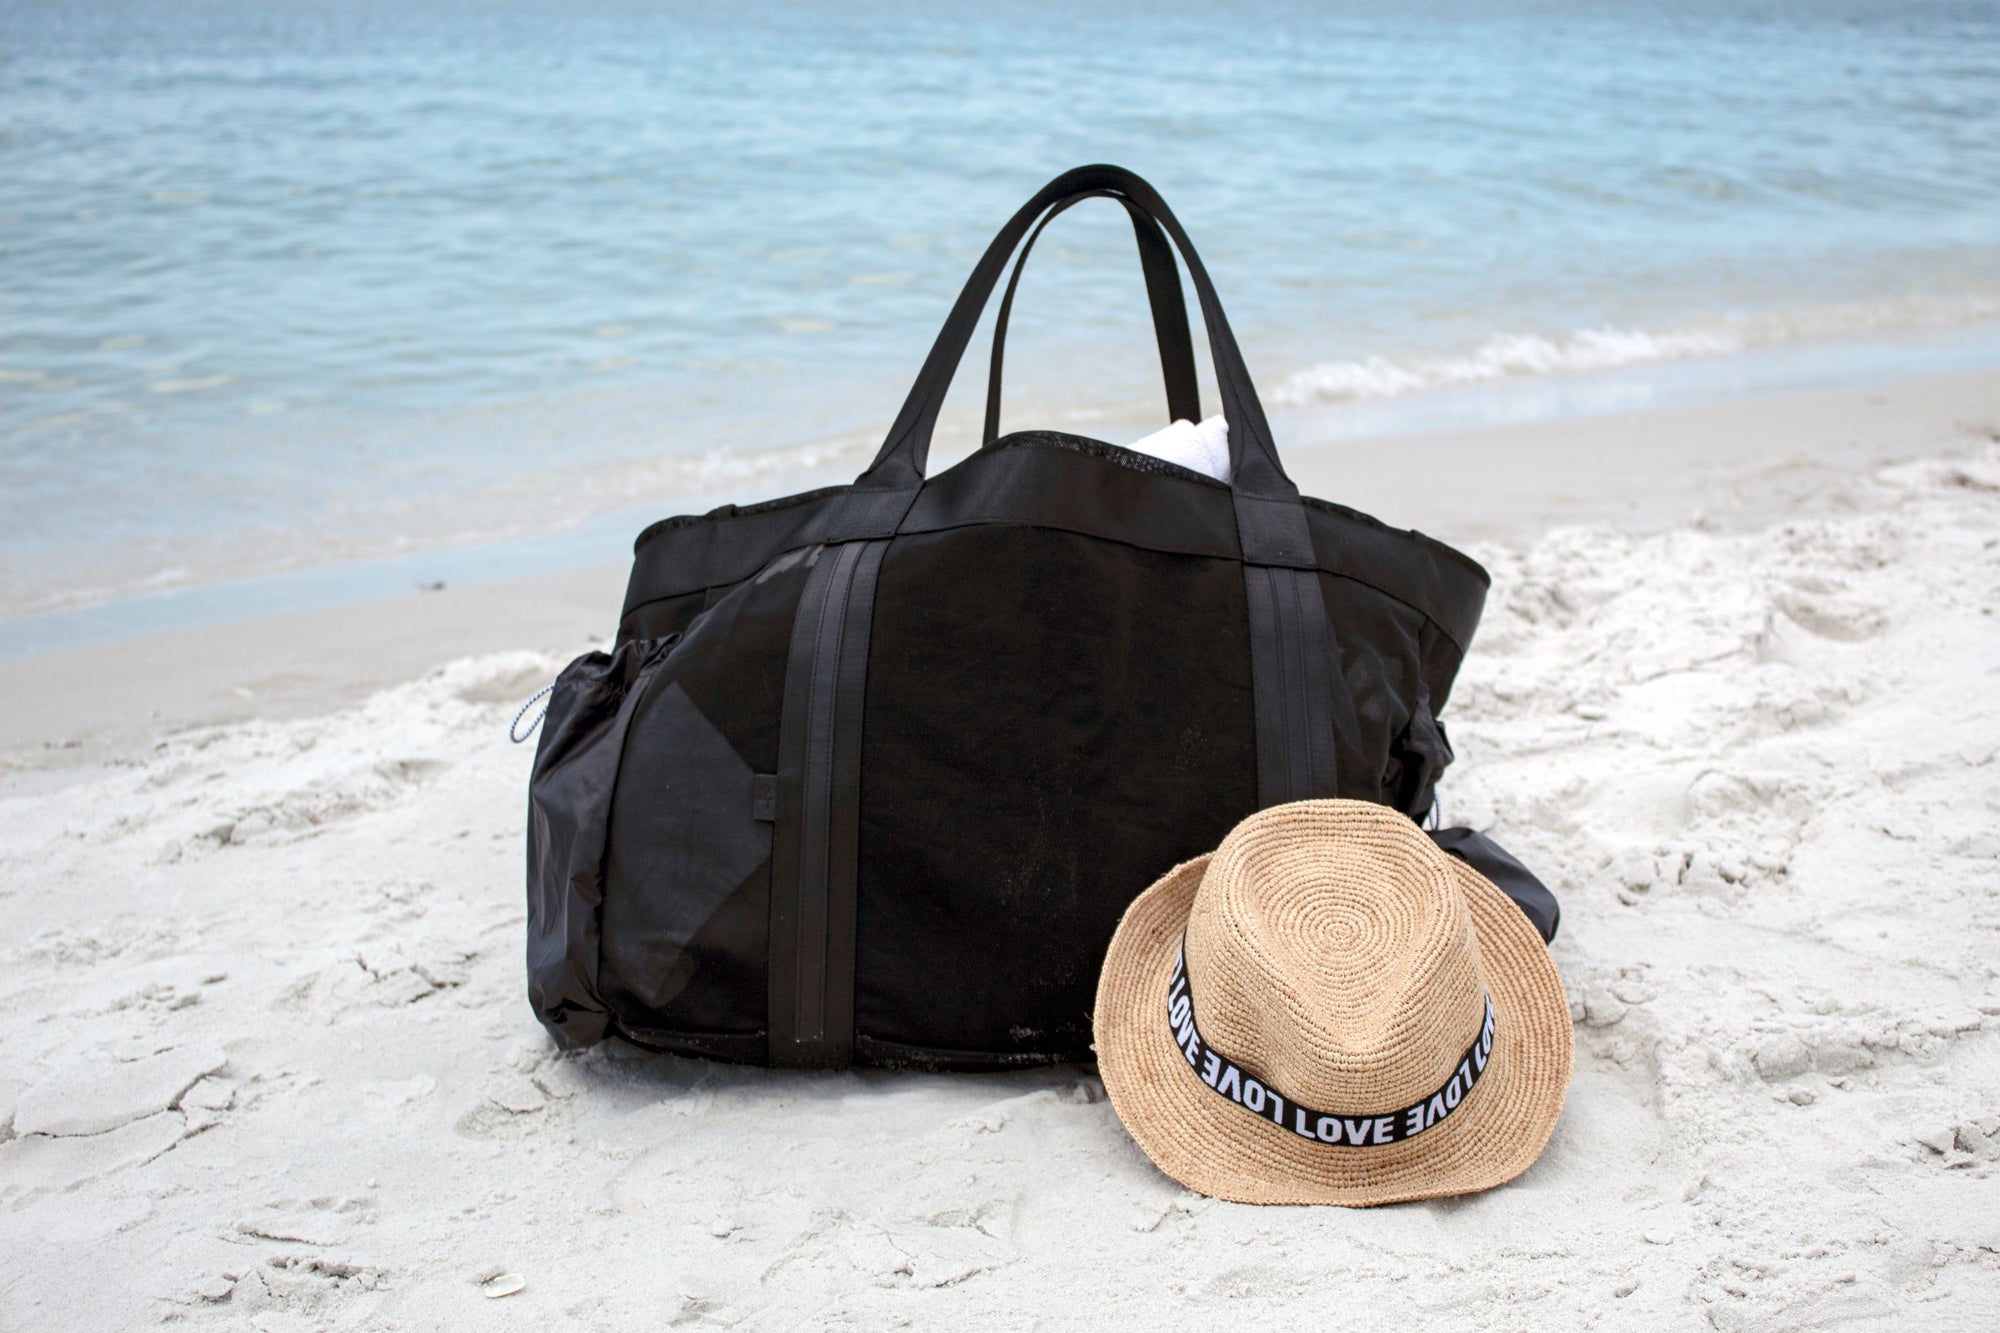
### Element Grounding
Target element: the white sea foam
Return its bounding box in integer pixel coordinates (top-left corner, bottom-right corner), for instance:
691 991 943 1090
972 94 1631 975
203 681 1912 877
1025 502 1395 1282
1268 295 2000 406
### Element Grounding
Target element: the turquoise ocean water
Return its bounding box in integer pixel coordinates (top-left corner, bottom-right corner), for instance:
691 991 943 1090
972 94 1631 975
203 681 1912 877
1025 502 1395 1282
4 0 2000 646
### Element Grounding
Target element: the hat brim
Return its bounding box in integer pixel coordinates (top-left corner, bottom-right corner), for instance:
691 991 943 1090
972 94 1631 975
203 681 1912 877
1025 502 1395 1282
1093 851 1574 1206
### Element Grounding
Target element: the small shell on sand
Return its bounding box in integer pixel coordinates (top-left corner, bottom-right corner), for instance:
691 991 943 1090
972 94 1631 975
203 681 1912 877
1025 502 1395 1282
482 1274 526 1299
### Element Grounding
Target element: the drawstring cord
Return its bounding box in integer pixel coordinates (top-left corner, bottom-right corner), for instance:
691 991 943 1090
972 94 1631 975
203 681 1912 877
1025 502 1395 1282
510 683 556 744
509 633 681 744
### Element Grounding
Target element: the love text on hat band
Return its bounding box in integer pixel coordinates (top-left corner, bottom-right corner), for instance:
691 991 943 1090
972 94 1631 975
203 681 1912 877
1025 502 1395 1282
1166 943 1496 1148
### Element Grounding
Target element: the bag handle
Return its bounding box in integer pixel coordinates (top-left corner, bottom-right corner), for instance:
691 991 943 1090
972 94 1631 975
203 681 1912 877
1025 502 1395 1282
981 190 1199 446
825 166 1312 567
800 167 1337 836
861 167 1276 489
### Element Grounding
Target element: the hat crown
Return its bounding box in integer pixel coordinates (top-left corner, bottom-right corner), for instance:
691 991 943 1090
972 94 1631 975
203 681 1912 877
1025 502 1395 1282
1183 801 1490 1115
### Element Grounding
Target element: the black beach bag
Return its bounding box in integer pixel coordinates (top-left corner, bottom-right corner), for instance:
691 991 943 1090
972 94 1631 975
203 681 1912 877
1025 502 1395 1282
526 164 1510 1070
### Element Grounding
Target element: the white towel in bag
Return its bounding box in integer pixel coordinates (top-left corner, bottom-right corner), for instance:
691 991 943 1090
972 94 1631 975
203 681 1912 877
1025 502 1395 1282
1125 414 1231 484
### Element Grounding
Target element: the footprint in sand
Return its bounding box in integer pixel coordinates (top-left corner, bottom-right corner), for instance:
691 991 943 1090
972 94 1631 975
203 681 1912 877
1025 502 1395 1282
1915 1117 2000 1173
230 1194 380 1248
199 1254 392 1316
1746 1004 1984 1085
1770 583 1889 642
188 757 450 852
455 1045 582 1140
0 1110 190 1197
13 1042 225 1138
0 1044 229 1198
284 946 475 1024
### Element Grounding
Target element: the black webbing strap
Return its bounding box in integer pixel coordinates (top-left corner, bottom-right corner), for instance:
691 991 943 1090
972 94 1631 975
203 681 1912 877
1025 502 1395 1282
851 166 1311 544
768 539 888 1067
982 190 1199 445
1245 564 1342 802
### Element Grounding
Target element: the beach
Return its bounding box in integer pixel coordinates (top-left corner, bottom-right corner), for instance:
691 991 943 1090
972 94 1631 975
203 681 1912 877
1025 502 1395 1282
3 372 1997 1329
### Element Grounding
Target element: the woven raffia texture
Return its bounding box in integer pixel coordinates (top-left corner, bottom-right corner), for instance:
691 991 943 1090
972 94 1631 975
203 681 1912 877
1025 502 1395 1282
1192 803 1490 1114
1095 799 1574 1206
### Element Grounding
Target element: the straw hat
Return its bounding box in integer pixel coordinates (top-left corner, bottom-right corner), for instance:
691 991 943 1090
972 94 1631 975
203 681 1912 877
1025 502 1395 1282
1094 800 1572 1206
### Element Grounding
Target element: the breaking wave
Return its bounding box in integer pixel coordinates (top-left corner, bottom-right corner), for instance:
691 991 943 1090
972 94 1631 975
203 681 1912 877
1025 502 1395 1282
1267 295 2000 406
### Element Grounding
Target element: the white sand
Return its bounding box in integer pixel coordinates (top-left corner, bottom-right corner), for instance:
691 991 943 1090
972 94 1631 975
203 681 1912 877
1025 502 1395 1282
3 393 1999 1329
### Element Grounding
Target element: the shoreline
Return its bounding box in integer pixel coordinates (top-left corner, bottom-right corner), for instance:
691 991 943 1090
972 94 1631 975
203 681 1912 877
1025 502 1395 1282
1 365 1995 775
8 315 2000 652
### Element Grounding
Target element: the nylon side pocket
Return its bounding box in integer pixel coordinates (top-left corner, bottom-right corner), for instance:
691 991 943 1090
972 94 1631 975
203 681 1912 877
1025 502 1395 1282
524 635 679 1048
